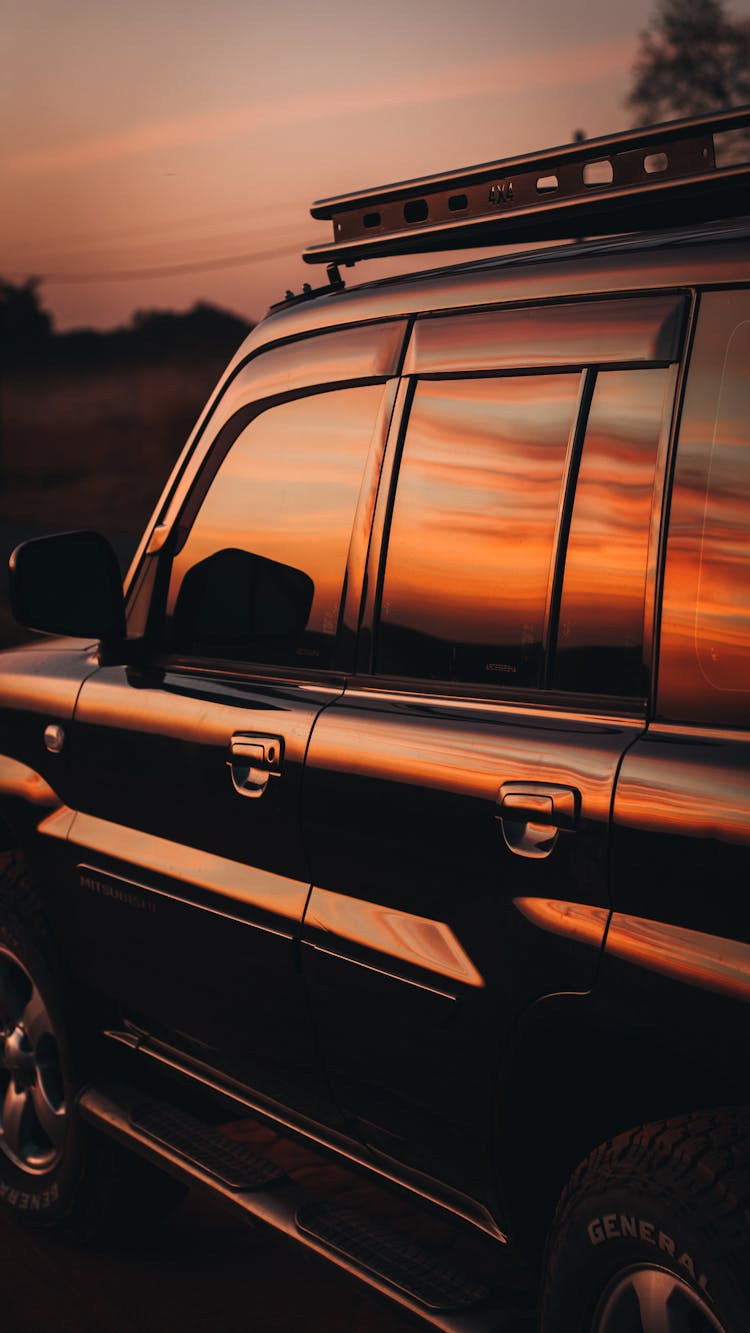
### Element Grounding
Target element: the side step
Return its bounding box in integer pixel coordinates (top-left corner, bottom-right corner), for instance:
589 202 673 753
79 1081 534 1332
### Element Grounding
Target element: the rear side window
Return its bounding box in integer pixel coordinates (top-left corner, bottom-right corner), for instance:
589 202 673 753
165 384 386 670
376 374 581 687
659 289 750 726
373 296 683 697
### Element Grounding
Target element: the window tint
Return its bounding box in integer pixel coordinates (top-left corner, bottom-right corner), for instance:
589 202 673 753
165 384 385 669
376 374 581 686
553 368 672 696
660 289 750 726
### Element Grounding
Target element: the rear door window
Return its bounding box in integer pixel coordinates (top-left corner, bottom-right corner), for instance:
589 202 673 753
373 297 684 698
376 373 581 687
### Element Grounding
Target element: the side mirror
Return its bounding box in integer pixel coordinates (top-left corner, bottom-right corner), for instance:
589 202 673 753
9 531 126 641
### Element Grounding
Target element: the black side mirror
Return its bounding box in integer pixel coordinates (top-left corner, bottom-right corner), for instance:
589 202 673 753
9 531 126 641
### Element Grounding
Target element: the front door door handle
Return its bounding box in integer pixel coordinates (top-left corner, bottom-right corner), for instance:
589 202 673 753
496 781 580 858
228 733 283 799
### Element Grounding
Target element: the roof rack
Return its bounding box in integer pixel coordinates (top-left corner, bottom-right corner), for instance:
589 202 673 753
303 106 750 266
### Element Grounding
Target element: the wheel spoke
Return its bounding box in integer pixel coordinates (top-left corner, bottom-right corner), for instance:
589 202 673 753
631 1269 693 1333
22 983 53 1049
30 1079 66 1149
2 1081 29 1160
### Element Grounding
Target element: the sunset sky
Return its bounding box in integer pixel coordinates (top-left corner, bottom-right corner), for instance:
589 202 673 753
4 0 750 331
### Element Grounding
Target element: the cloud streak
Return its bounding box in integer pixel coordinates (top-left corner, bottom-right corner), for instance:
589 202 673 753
4 37 633 175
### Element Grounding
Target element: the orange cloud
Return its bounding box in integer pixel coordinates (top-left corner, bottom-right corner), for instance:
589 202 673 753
4 37 633 175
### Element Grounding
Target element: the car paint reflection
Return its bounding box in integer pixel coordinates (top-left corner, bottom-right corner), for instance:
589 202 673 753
306 887 485 988
68 811 307 930
515 896 750 1004
0 755 58 808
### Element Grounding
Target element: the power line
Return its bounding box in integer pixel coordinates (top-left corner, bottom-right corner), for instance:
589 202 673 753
6 241 312 285
2 200 309 259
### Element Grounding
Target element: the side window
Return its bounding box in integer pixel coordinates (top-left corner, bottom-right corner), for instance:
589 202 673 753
374 303 681 698
659 289 750 726
164 384 386 670
553 367 673 697
376 374 581 687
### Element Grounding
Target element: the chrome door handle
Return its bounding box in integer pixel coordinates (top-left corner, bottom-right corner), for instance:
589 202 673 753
228 733 283 799
496 781 580 858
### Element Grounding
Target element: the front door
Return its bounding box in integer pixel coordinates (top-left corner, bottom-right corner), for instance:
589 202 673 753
64 374 396 1119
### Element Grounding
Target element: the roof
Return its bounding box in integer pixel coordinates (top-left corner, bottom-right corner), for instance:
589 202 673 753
244 216 750 363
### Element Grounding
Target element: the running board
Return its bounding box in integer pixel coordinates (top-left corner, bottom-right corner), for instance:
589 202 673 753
79 1082 533 1332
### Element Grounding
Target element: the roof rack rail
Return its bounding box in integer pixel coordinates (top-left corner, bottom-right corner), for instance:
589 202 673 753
303 106 750 266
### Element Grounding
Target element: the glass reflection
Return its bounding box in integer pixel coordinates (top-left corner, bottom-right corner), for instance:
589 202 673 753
208 322 404 444
695 319 750 694
167 385 385 667
406 295 685 375
660 290 750 726
554 369 670 696
377 374 580 686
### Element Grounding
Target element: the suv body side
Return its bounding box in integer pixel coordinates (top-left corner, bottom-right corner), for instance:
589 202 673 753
1 228 749 1245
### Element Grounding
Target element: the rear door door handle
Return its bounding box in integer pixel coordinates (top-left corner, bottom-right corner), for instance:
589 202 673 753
497 781 579 829
228 733 283 799
496 781 580 858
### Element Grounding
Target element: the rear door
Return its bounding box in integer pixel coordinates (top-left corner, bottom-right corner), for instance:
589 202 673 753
300 295 687 1202
63 321 405 1119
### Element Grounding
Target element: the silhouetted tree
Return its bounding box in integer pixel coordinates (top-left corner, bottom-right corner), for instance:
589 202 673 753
1 278 53 359
128 301 251 363
627 0 750 136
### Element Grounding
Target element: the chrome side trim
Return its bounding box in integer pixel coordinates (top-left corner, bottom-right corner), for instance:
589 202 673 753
515 897 750 1005
77 864 290 939
304 940 459 1002
606 912 750 1004
306 888 484 989
69 812 307 930
513 897 610 947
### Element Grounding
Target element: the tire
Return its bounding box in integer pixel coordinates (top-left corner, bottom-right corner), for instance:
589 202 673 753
0 854 184 1238
540 1110 750 1333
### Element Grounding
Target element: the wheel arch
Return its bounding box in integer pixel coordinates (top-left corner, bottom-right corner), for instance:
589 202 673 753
493 982 750 1267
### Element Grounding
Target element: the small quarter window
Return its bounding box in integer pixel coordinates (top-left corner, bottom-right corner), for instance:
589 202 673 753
554 367 672 696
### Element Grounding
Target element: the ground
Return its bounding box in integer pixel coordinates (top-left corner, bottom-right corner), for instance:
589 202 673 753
0 1187 417 1333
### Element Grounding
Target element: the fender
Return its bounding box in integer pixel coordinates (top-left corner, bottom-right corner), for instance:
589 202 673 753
492 930 750 1262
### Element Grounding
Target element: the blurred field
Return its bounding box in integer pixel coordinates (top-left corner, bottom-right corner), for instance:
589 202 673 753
1 359 228 535
0 362 219 648
0 306 252 649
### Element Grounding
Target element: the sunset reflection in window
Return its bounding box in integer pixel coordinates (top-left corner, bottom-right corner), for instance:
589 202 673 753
377 374 580 685
554 368 671 696
167 384 385 667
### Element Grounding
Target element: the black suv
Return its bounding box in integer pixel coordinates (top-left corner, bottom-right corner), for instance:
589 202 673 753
2 108 750 1332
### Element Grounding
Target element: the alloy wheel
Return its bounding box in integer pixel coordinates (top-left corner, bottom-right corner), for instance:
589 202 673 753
593 1264 726 1333
0 945 67 1174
